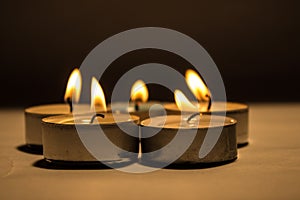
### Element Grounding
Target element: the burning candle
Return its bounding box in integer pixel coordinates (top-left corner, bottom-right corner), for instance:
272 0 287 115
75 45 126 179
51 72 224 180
24 69 106 150
140 114 237 165
164 69 249 146
42 113 139 163
109 80 164 121
24 69 82 150
42 77 139 163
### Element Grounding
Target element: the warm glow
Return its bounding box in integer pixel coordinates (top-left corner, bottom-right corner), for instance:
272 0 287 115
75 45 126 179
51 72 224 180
185 69 210 101
91 77 107 112
64 68 82 103
130 80 149 102
174 89 198 111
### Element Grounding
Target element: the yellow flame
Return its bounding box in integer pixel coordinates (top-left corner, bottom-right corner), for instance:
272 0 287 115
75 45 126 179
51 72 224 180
91 77 107 112
130 80 149 102
185 69 210 101
64 68 82 103
174 89 198 111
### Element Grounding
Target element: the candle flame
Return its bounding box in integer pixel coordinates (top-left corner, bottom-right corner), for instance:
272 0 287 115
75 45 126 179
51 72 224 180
91 77 107 112
64 68 82 103
185 69 210 101
130 80 149 102
174 89 198 111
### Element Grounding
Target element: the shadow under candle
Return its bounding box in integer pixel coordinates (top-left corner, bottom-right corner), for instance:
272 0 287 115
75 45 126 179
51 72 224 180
16 144 43 155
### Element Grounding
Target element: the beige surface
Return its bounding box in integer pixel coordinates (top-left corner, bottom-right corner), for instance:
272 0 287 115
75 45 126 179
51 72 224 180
0 104 300 200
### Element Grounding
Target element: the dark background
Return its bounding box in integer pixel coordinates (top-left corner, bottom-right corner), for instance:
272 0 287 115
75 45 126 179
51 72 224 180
0 0 299 107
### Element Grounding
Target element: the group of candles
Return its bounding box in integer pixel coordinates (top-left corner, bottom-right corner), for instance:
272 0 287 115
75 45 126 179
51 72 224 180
25 68 248 166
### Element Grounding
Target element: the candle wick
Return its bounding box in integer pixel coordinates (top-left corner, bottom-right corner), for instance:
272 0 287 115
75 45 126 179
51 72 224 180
187 112 201 124
206 94 212 111
134 100 141 112
67 97 73 113
90 113 105 124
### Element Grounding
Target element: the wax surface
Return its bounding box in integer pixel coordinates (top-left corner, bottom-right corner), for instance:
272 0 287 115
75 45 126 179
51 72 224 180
141 115 235 129
164 101 248 113
43 113 139 125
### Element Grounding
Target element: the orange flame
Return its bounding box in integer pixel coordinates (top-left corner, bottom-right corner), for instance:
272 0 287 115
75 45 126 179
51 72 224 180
91 77 107 112
185 69 210 101
174 89 198 111
64 68 82 103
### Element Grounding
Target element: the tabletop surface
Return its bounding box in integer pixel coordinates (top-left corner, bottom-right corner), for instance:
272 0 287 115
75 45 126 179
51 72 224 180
0 103 300 200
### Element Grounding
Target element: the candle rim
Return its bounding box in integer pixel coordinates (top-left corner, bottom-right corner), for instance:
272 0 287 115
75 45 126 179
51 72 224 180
42 113 140 125
164 101 248 113
140 114 236 129
25 103 110 115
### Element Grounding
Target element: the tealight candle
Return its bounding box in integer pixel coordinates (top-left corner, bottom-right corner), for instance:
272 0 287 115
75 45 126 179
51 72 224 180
24 69 85 149
140 114 237 165
164 69 249 146
164 100 248 146
25 104 93 148
42 113 139 162
41 77 138 163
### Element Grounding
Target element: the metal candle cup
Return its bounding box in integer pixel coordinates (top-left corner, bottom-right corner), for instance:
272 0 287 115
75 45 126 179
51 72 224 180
42 113 139 162
24 104 100 148
164 102 249 146
24 68 84 149
140 114 237 165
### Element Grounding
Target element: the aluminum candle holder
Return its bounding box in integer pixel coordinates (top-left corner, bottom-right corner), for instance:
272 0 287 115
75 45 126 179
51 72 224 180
42 113 139 163
140 114 237 165
25 104 77 148
164 102 249 146
24 104 106 149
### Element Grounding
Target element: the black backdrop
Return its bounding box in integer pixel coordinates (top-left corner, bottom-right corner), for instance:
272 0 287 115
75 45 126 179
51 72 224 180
1 0 299 107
